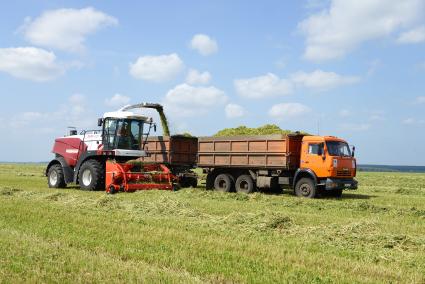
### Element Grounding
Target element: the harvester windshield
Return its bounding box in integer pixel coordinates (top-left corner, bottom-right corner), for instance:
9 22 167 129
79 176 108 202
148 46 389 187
103 118 144 150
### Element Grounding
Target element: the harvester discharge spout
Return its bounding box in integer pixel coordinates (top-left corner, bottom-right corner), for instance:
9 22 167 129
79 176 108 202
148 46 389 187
120 103 170 136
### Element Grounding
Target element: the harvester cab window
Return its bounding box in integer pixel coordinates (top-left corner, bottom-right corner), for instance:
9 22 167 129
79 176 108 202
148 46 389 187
308 143 324 155
102 118 144 150
103 119 118 150
116 120 143 150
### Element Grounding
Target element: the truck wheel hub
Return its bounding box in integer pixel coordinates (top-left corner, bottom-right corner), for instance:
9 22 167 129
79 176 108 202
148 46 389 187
240 181 248 189
300 184 311 196
218 180 227 189
82 169 92 186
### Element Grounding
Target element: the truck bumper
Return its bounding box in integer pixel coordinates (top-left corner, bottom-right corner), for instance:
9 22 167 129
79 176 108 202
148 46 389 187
324 178 358 190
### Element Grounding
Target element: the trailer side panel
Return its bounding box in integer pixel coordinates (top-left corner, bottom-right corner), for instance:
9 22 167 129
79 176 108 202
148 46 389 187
197 134 303 169
140 136 198 167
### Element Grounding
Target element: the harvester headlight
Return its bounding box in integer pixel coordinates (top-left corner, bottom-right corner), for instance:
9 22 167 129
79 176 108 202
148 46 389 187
352 160 356 168
333 159 338 168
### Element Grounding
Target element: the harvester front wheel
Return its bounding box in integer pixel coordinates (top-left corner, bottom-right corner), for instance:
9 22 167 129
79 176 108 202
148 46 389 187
47 164 66 188
78 160 104 191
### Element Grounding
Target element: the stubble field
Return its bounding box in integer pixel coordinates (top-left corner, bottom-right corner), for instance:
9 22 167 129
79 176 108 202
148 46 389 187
0 163 424 283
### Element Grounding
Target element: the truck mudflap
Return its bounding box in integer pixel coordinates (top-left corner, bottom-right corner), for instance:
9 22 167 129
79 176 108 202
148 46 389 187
320 178 358 190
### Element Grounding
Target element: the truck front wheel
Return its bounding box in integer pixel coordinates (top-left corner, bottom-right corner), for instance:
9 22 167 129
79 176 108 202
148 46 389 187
214 174 233 192
295 178 316 198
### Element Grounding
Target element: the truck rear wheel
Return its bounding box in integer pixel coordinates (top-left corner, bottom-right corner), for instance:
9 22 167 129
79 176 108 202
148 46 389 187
47 164 66 188
235 175 255 194
78 160 104 191
295 178 316 198
214 174 233 192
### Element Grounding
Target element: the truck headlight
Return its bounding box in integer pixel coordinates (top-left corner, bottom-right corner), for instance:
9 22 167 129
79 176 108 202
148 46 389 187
333 159 338 168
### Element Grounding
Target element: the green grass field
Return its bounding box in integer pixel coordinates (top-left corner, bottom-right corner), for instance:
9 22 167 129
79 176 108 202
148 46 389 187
0 163 424 283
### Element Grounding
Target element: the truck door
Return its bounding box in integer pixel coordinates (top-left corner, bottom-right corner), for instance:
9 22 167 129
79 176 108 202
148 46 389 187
301 142 328 178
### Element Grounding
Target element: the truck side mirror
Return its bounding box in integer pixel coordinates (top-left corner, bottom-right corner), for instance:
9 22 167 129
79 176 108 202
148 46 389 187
153 123 157 132
352 146 355 157
97 118 103 127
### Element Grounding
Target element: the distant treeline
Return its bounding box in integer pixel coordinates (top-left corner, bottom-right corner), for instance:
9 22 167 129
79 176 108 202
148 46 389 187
358 164 425 173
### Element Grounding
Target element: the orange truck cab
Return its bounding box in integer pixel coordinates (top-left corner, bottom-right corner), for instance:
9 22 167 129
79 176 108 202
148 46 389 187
294 135 357 197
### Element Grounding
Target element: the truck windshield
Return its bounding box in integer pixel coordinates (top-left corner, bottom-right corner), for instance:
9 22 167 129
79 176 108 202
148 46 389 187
326 141 351 157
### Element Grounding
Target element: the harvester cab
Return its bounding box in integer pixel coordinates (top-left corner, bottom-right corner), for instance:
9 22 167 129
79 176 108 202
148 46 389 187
98 107 153 157
46 102 178 194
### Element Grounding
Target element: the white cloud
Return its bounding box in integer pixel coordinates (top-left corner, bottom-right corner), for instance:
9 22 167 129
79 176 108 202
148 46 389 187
290 69 360 91
397 26 425 44
403 118 425 125
8 94 94 130
21 7 118 52
340 123 371 131
299 0 425 62
367 59 382 76
163 83 227 117
189 34 218 56
105 93 130 108
415 96 425 104
225 104 245 118
234 70 357 98
129 53 184 82
403 118 415 125
369 114 385 121
234 73 292 99
269 103 311 120
339 109 351 117
185 69 211 85
68 94 87 117
9 111 48 128
0 47 65 81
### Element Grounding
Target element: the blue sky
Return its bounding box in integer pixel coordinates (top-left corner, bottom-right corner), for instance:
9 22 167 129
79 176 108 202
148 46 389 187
0 0 424 165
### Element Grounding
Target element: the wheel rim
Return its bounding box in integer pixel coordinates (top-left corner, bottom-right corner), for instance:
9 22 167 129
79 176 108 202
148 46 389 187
82 169 92 186
299 183 312 196
49 170 58 185
240 180 248 191
218 179 227 190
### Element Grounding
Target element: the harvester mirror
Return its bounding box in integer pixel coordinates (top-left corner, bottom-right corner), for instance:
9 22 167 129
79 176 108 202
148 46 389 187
352 146 355 157
153 123 157 132
97 118 103 127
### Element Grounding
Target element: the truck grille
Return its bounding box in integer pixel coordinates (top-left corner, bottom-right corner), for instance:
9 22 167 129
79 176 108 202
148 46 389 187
336 169 351 177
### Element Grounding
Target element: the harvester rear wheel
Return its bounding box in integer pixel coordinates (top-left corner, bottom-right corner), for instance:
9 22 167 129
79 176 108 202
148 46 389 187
214 174 233 192
47 164 66 188
78 160 104 191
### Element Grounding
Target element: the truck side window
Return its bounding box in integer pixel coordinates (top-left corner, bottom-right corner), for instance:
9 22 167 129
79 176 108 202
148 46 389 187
308 143 323 155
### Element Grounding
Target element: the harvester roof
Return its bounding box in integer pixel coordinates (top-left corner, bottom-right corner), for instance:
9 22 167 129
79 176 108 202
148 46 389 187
103 110 149 121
